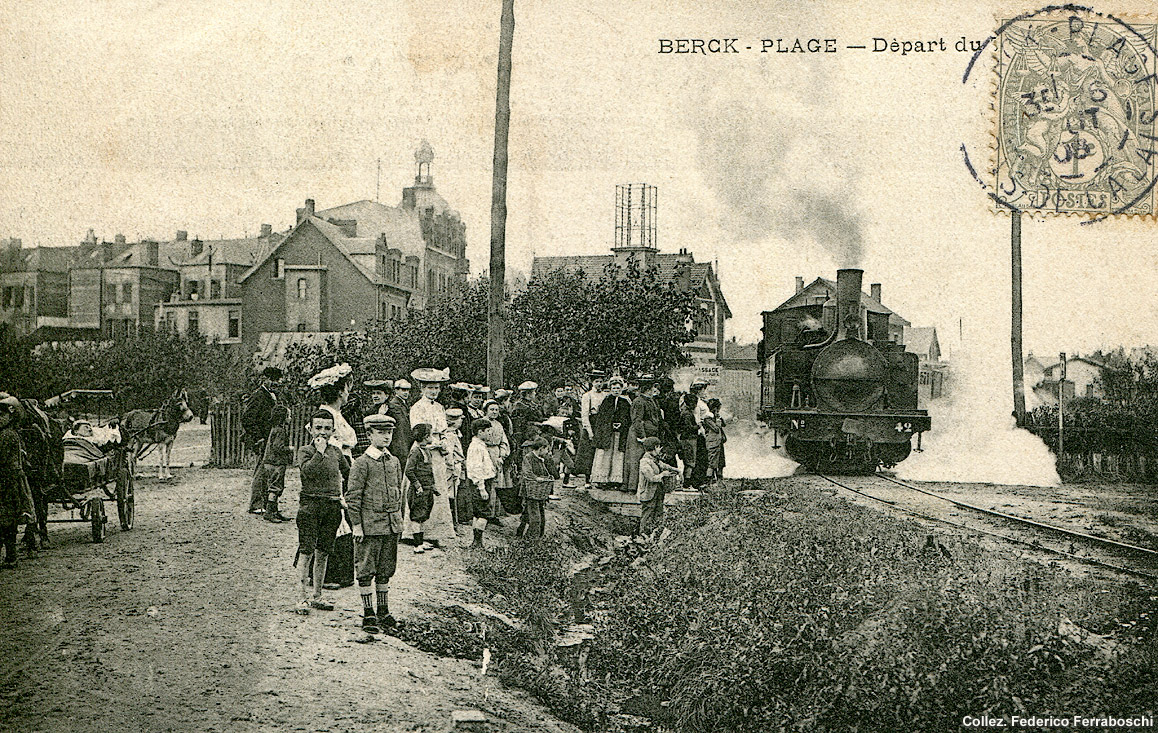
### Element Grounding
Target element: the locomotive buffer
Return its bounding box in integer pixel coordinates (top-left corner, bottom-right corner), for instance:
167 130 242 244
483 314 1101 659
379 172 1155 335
758 268 931 474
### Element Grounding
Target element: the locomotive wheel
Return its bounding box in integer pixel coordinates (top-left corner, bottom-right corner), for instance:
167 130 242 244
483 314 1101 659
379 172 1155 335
116 467 135 531
90 497 107 543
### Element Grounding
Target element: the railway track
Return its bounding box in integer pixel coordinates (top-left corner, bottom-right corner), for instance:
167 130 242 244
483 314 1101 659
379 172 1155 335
816 473 1158 583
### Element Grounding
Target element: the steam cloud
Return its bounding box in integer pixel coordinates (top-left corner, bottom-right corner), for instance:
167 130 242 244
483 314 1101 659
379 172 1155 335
687 77 865 268
897 345 1060 487
719 419 799 480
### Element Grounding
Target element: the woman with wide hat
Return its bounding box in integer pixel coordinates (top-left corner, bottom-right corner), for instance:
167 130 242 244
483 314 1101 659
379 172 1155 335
310 364 357 588
406 367 457 548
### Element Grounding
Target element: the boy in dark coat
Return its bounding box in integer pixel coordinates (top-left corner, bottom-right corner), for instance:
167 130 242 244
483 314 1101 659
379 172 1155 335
294 411 348 614
261 405 294 523
404 423 438 553
518 437 556 539
347 414 403 632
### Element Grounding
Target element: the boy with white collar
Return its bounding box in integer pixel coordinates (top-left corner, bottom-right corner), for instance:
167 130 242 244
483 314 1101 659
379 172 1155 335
346 414 404 632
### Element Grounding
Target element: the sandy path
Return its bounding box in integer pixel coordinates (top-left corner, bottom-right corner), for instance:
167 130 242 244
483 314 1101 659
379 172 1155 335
0 456 577 733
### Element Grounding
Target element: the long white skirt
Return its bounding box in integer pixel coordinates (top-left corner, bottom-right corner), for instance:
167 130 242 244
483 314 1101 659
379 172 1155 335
591 441 626 484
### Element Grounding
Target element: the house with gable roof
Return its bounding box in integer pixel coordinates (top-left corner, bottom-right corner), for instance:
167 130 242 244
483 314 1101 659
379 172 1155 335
238 142 470 349
531 244 731 363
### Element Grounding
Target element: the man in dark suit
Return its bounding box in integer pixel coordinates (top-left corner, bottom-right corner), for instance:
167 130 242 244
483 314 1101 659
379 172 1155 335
243 366 282 514
385 379 413 467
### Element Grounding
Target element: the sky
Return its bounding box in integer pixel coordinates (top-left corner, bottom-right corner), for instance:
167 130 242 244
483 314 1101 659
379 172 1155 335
1 0 1156 360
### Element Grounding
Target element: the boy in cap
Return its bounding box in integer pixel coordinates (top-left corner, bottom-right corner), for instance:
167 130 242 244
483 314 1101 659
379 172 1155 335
637 437 679 536
346 413 403 632
518 437 556 539
294 410 347 613
444 407 467 527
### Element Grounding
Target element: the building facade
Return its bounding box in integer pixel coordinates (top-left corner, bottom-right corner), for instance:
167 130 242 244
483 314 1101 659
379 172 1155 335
0 239 77 339
240 145 470 348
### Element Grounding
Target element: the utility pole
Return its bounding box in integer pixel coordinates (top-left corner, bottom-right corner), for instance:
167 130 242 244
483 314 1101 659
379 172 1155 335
487 0 514 390
1011 212 1026 423
1058 352 1066 457
376 158 381 202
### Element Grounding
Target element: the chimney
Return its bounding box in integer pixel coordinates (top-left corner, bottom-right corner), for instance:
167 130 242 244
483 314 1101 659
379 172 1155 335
101 242 115 262
176 230 188 241
114 233 126 244
675 247 693 264
260 223 272 238
191 238 204 257
870 283 882 302
297 199 316 224
795 276 804 293
147 241 159 266
85 228 97 244
835 268 864 340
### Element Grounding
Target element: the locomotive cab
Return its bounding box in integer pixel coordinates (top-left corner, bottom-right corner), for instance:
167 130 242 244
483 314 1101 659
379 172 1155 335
759 268 931 473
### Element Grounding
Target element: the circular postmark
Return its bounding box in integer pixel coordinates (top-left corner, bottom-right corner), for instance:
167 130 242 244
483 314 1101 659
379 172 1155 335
961 5 1158 221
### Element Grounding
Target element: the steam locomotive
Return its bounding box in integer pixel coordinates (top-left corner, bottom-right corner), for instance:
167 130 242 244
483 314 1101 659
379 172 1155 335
757 268 930 473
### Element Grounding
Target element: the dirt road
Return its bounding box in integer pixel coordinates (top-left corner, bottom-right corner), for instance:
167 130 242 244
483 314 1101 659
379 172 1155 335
0 428 577 733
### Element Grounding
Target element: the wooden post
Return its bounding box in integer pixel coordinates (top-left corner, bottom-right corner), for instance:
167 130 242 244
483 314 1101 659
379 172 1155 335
487 0 515 390
1058 352 1066 457
1011 212 1026 422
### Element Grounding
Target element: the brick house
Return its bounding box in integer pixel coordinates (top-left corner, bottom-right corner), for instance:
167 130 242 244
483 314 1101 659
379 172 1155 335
239 145 470 349
155 228 281 343
0 238 80 340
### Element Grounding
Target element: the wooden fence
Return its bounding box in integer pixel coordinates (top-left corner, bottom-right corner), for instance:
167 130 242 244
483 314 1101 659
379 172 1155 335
1020 424 1158 483
208 401 314 468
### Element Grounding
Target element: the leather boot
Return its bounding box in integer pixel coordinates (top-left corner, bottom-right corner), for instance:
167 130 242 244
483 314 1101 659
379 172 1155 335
471 528 484 549
264 498 288 523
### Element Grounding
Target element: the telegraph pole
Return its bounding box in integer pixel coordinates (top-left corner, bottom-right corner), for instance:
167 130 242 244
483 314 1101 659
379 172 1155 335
487 0 514 390
1011 212 1026 423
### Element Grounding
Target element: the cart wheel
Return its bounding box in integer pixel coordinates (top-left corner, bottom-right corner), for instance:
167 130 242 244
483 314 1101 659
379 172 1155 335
90 497 106 543
117 467 135 531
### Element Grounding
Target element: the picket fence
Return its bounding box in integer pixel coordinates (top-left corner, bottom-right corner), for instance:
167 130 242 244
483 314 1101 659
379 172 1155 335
208 401 314 468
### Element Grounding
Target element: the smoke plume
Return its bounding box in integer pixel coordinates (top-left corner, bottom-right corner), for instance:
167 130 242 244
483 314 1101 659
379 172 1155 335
687 71 865 267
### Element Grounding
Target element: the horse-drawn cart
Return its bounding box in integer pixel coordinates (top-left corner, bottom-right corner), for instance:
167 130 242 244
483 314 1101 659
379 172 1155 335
46 390 135 543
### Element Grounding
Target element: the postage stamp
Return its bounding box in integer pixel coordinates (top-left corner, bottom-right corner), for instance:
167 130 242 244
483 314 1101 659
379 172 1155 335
993 6 1157 217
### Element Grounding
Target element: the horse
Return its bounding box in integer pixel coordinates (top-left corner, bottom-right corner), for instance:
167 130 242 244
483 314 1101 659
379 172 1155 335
122 389 195 480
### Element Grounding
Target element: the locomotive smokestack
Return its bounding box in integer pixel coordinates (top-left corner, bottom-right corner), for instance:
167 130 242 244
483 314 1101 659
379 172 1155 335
835 268 863 340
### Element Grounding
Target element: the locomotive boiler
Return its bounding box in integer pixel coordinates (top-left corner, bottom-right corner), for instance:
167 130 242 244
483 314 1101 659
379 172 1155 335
757 268 930 473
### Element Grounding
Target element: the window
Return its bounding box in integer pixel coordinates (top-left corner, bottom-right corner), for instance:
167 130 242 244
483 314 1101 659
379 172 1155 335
297 278 308 299
210 279 221 299
186 280 199 299
121 282 132 303
105 283 117 304
273 259 285 279
1086 384 1095 398
187 309 199 336
228 309 240 339
1 286 11 308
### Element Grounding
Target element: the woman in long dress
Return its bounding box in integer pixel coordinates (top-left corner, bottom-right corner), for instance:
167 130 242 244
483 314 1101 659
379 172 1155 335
407 368 458 548
590 376 632 490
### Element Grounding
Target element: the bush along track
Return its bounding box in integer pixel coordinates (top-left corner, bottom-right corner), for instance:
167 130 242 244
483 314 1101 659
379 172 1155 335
452 481 1158 733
